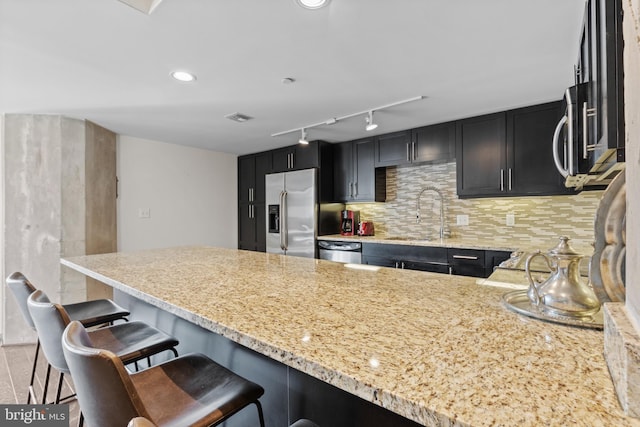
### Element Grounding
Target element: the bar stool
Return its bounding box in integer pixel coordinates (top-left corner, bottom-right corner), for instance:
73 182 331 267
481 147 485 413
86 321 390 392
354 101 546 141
27 290 179 405
5 271 130 403
127 416 320 427
290 420 320 427
63 320 266 427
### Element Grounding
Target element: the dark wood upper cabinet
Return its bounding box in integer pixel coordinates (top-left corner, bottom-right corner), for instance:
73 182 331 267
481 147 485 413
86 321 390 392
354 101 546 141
333 138 385 203
456 112 506 197
583 0 625 168
412 122 456 163
506 102 573 195
457 103 575 198
272 142 320 172
374 131 412 167
374 124 455 168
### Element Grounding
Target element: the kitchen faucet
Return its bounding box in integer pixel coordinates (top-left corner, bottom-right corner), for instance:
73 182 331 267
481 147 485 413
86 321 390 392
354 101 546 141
416 186 446 239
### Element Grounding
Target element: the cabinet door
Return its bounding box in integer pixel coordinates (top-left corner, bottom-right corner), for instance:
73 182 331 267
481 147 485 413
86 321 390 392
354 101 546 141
588 0 625 165
293 142 320 170
254 203 266 252
253 152 272 204
375 131 412 167
238 156 256 204
238 203 256 250
412 122 455 163
456 113 506 197
507 102 572 195
333 142 353 202
353 138 376 201
272 147 293 172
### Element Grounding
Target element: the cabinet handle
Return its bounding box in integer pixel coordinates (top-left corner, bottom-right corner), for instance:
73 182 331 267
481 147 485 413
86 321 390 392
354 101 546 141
449 266 453 275
401 261 405 269
412 142 416 161
406 143 410 162
349 182 354 198
500 169 505 192
290 152 295 169
508 168 512 191
565 88 574 175
452 255 478 260
582 102 598 159
552 115 569 178
354 182 358 197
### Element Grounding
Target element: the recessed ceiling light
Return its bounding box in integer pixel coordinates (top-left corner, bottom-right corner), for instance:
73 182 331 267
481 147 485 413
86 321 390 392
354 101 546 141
170 71 196 82
296 0 330 10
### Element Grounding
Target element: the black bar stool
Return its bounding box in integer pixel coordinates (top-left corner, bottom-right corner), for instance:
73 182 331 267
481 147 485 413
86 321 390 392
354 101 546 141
27 290 179 405
5 271 130 403
63 320 266 427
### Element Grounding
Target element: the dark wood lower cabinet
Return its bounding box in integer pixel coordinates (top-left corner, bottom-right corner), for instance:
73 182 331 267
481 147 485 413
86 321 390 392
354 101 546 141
363 243 511 278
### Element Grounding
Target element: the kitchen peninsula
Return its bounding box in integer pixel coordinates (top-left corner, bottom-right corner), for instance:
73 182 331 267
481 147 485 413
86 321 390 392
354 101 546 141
61 246 637 427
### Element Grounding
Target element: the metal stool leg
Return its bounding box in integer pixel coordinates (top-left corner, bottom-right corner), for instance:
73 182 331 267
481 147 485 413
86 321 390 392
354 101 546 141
255 401 266 427
41 363 52 404
27 340 40 404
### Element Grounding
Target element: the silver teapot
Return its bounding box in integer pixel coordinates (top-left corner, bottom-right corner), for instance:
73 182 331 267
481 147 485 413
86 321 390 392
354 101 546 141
525 236 600 317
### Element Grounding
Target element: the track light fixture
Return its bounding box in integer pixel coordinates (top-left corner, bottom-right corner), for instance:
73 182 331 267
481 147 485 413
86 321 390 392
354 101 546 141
271 95 425 140
298 128 309 145
365 111 378 131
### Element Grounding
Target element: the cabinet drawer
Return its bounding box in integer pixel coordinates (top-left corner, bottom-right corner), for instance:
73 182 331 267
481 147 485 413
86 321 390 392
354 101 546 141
363 243 447 263
447 248 485 266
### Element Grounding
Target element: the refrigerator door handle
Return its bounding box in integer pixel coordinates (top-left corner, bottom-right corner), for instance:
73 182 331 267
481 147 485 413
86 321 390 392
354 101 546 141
279 191 288 251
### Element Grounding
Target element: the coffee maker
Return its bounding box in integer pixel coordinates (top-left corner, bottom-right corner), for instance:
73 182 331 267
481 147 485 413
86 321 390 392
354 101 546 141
340 210 360 236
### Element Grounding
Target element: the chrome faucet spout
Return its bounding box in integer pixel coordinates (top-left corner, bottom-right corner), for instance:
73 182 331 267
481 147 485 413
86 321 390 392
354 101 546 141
416 186 446 239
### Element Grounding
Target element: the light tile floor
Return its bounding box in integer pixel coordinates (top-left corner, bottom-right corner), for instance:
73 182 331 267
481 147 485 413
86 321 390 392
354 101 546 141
0 344 81 426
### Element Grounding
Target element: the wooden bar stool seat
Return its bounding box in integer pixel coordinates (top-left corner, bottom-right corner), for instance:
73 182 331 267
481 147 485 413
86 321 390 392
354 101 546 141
64 320 266 427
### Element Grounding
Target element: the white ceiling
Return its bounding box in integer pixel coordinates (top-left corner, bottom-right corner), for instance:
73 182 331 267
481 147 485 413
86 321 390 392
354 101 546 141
0 0 586 156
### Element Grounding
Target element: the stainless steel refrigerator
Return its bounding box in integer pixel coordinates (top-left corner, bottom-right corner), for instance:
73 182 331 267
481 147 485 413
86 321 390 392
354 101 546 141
265 169 317 258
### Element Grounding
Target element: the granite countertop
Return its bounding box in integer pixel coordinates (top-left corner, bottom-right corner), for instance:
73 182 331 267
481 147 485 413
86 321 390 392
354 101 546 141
61 246 636 427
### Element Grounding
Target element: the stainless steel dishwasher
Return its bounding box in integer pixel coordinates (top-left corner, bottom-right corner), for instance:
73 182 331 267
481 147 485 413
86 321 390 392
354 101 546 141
318 240 362 264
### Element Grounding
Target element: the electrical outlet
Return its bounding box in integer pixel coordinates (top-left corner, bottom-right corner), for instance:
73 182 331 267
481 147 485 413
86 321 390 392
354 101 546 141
506 213 515 226
456 215 469 226
138 208 151 219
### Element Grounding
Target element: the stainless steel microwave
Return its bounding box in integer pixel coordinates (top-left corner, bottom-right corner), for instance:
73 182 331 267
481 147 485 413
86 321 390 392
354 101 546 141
552 83 624 189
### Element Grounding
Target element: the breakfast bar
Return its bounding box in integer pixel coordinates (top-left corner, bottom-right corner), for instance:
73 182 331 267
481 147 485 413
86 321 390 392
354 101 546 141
61 246 638 427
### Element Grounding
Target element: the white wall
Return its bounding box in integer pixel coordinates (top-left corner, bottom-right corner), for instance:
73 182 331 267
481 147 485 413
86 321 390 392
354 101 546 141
117 135 237 252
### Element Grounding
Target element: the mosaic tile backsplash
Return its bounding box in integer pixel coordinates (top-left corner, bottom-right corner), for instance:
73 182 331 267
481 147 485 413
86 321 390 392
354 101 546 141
346 161 603 251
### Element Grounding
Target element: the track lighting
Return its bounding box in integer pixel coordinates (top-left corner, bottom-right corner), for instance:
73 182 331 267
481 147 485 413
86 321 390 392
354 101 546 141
365 111 378 131
298 128 309 145
271 95 425 140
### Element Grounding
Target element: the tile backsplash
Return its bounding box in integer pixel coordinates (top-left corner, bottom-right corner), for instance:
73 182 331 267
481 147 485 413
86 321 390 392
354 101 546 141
346 161 603 250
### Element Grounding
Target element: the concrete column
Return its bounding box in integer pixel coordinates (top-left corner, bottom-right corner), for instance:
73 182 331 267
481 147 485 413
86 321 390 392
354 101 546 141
1 114 116 345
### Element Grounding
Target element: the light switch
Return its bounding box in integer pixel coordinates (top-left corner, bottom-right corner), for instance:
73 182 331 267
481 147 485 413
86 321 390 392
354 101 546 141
456 215 469 226
138 208 151 219
506 213 515 226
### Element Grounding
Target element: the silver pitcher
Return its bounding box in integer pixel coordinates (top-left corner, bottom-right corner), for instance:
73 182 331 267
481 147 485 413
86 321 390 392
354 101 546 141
525 236 600 317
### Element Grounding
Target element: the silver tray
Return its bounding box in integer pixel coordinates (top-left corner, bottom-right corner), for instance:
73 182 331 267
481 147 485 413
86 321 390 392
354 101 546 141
502 290 603 330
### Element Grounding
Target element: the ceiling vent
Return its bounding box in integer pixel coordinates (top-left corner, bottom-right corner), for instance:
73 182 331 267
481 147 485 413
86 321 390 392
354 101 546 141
225 113 253 123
